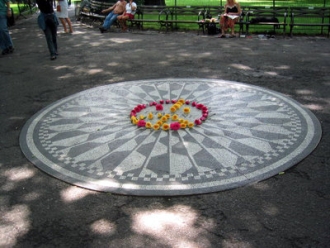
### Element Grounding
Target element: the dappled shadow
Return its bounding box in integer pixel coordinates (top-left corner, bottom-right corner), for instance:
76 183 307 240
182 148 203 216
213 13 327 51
1 9 330 247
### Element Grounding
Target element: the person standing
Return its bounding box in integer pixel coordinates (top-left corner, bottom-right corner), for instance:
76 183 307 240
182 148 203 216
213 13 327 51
99 0 126 33
117 0 137 32
57 0 73 33
37 0 59 60
0 0 14 55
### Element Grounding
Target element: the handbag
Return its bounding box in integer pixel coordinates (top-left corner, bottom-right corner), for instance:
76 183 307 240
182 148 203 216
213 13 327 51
57 5 61 12
7 8 15 27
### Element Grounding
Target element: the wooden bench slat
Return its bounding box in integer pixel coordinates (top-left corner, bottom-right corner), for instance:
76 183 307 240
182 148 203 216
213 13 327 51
289 7 330 37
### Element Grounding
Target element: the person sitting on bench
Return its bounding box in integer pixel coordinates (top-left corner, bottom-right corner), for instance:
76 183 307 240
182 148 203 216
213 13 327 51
218 0 241 38
117 0 137 32
99 0 127 33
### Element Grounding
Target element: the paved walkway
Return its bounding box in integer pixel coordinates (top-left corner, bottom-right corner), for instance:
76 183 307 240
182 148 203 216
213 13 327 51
1 6 330 247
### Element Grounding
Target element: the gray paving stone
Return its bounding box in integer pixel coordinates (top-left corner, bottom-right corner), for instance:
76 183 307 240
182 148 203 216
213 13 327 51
19 78 321 195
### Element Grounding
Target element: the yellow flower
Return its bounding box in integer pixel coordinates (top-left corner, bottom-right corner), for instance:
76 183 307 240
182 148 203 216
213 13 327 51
179 118 184 123
174 103 181 110
145 122 152 129
165 113 171 118
170 106 176 113
184 120 189 125
132 118 138 125
157 113 162 118
161 116 168 122
157 120 163 126
148 112 154 120
153 124 160 130
172 114 179 121
180 123 187 129
178 98 185 104
188 122 194 128
162 123 170 131
131 116 137 122
183 107 190 114
139 115 145 120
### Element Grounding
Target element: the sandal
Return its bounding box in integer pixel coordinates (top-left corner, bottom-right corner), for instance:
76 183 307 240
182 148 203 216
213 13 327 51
218 34 226 38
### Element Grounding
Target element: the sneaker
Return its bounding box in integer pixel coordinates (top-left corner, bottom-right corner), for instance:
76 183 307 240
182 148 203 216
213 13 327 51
99 27 108 33
8 46 14 53
2 48 9 55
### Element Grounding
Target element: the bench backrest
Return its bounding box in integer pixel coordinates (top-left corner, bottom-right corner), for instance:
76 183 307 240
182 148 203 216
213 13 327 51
90 0 116 14
204 6 223 19
167 5 205 20
290 7 330 19
245 6 288 22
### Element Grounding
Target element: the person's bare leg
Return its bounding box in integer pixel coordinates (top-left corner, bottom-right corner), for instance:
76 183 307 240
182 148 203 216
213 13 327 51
60 18 67 33
66 18 74 33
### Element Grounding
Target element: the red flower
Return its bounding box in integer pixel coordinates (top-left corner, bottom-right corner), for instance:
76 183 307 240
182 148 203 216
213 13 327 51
170 122 181 130
192 101 197 107
137 120 146 127
155 104 163 111
185 100 190 105
159 100 164 104
196 104 204 110
166 100 171 104
134 106 142 112
202 106 208 111
194 119 202 125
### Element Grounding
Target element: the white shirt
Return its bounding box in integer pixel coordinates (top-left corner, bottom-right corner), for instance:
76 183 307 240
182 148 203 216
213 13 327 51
125 2 137 15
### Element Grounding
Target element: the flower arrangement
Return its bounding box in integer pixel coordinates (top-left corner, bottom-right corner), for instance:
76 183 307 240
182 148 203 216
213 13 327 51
130 98 209 131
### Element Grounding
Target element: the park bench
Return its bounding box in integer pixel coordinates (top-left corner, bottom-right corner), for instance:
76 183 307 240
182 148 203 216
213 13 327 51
196 6 222 35
128 5 169 31
245 6 289 37
160 5 206 34
289 7 330 38
16 0 37 19
77 0 117 26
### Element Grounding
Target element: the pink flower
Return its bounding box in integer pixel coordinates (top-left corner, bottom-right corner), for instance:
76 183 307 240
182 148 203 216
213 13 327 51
159 100 164 104
185 100 190 105
170 122 181 130
137 120 146 127
171 99 177 103
203 113 208 118
192 101 197 107
194 119 202 125
200 117 206 121
155 104 163 111
130 110 136 116
166 100 171 104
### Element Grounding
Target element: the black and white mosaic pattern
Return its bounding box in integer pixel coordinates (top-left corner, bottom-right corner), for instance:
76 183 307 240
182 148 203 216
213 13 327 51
19 79 322 195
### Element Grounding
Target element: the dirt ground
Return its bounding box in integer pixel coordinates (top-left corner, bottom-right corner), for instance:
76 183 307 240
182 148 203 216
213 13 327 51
1 7 330 248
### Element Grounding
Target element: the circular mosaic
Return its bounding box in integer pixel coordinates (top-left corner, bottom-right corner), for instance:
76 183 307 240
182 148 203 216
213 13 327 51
19 79 322 196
